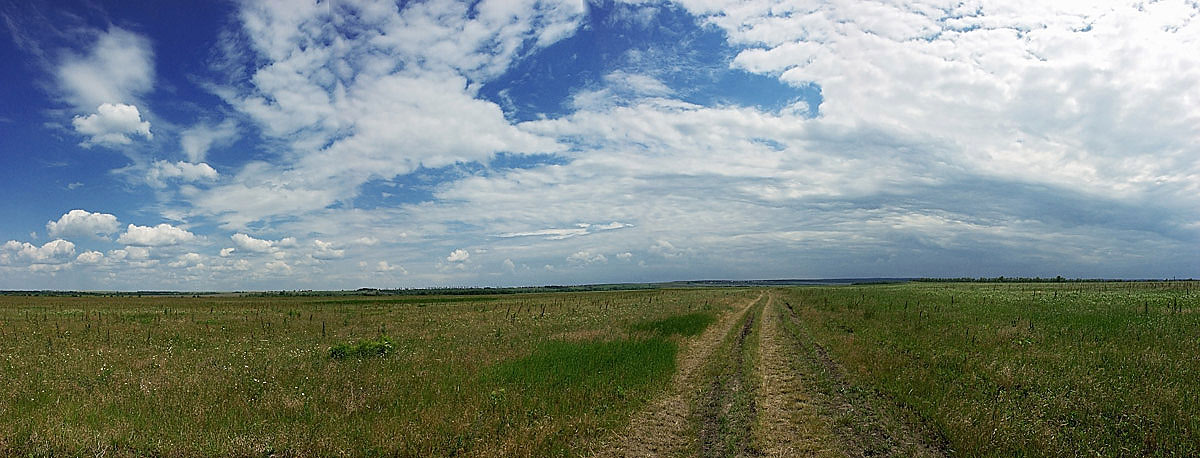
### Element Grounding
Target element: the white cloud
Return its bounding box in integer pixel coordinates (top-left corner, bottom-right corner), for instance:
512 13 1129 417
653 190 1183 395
502 258 516 272
616 252 633 261
594 221 632 231
231 233 278 253
219 247 236 257
374 261 406 274
312 239 345 260
168 252 204 268
56 27 154 112
46 209 120 239
446 248 470 262
264 260 292 274
604 70 672 96
117 223 196 246
498 227 589 240
189 0 585 228
72 103 152 146
351 236 380 246
146 161 219 188
180 119 238 163
1 239 76 265
567 250 607 265
497 221 633 240
75 250 104 264
649 239 685 258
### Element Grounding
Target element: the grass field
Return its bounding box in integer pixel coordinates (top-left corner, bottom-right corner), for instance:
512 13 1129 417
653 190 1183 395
3 281 1199 456
783 281 1200 456
0 289 745 456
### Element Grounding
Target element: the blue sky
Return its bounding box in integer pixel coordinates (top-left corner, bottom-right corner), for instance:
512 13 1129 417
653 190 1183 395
1 0 1198 290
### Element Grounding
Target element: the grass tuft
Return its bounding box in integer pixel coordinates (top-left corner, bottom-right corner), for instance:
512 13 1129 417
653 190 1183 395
329 336 394 360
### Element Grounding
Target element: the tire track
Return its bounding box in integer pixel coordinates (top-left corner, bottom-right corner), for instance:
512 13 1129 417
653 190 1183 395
776 294 949 457
697 303 760 457
755 292 841 457
594 293 763 457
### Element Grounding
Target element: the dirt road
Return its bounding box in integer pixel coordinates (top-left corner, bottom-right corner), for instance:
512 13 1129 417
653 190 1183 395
595 290 946 457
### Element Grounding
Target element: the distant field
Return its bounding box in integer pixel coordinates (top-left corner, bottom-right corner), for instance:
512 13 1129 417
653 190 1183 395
2 282 1198 456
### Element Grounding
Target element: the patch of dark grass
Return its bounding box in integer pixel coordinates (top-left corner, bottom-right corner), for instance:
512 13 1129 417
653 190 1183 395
481 337 679 455
329 336 394 360
631 312 715 337
488 338 676 396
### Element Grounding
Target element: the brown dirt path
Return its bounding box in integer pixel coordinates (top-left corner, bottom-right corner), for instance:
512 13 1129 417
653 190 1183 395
591 292 764 457
754 291 842 457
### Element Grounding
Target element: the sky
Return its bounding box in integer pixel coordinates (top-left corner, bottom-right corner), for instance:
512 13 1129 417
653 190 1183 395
0 0 1198 290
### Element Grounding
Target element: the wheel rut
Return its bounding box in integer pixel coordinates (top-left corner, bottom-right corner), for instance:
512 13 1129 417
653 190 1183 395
598 289 948 457
775 293 949 457
593 293 763 457
697 302 759 458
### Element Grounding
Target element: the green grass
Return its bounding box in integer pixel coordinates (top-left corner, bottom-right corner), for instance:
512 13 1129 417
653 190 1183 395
630 312 715 337
0 288 746 456
783 281 1200 456
482 338 678 455
329 336 395 360
690 299 763 456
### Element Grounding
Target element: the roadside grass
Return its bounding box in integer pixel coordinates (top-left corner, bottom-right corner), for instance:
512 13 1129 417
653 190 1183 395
784 281 1200 456
483 338 677 456
0 288 749 456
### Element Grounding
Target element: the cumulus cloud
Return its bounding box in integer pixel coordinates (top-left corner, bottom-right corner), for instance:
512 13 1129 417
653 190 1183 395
374 261 405 273
168 252 204 268
567 250 607 265
264 260 292 274
146 161 219 188
446 248 470 262
46 209 120 239
312 240 345 260
72 103 152 146
75 250 104 264
231 233 280 253
117 223 196 246
1 239 76 265
56 27 154 112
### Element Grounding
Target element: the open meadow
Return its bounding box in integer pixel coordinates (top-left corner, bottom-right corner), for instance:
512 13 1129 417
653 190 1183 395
2 281 1199 456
